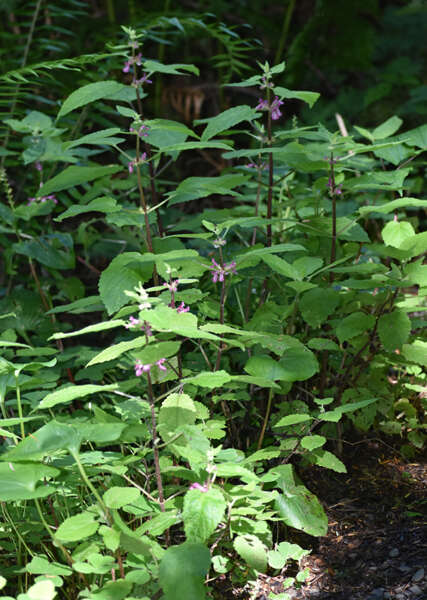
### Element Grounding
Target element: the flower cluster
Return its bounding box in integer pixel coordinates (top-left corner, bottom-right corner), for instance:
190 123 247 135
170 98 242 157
124 316 152 336
123 53 142 73
128 152 147 174
207 258 237 283
189 482 208 492
133 73 152 87
327 177 342 196
129 124 149 138
163 279 179 293
256 96 284 121
135 358 167 376
176 301 190 314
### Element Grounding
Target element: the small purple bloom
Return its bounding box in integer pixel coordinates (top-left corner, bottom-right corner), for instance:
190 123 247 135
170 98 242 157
135 360 151 376
156 358 167 372
189 482 208 492
34 161 43 172
125 316 141 329
134 73 152 87
176 302 190 314
271 96 284 120
123 60 131 73
208 258 237 283
256 98 269 111
164 279 179 293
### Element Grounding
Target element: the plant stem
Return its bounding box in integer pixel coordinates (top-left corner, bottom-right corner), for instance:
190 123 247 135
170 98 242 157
14 375 25 439
257 388 273 450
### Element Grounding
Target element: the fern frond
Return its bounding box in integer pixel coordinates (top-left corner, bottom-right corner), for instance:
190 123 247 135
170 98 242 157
0 52 122 84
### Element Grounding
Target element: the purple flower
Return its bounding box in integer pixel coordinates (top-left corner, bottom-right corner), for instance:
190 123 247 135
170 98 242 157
163 279 179 293
208 258 237 283
256 98 269 111
134 357 167 376
127 152 147 174
125 316 141 329
134 73 152 87
34 161 43 172
135 360 151 376
130 124 150 137
176 302 190 314
123 53 143 73
156 358 167 372
271 96 284 120
189 482 208 492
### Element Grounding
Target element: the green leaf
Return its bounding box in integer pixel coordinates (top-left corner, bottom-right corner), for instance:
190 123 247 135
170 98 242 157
159 542 211 600
261 254 299 280
199 105 258 141
274 414 312 428
300 288 340 328
98 252 152 315
183 487 226 542
49 319 123 340
336 312 375 344
134 341 181 364
310 450 347 473
345 168 410 193
233 534 268 572
0 462 58 501
3 421 82 460
402 341 427 366
38 383 118 410
300 435 326 450
307 338 340 351
372 116 403 139
103 486 140 509
358 197 427 216
158 393 197 442
268 542 309 569
56 512 99 542
214 463 258 482
167 174 248 206
382 220 416 248
184 370 232 389
21 580 56 600
63 128 124 150
274 86 320 108
143 60 199 76
321 399 377 422
271 465 328 536
378 310 411 352
85 580 132 599
26 556 72 576
55 196 120 222
13 234 74 270
86 336 148 367
57 81 129 119
38 165 122 197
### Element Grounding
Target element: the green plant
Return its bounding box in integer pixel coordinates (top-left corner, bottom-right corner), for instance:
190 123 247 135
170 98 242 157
0 23 425 600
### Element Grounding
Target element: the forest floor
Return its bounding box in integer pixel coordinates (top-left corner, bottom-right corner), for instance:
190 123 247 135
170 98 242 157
213 436 427 600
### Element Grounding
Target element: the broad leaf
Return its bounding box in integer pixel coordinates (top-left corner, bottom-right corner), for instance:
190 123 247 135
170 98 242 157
183 487 226 542
0 462 58 501
38 165 121 196
56 512 99 542
57 81 129 118
159 542 211 600
233 534 268 572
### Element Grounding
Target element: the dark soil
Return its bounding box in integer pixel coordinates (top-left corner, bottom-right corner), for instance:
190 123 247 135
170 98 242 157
213 437 427 600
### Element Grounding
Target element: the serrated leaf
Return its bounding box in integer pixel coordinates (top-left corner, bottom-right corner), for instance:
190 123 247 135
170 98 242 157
311 449 347 473
382 220 416 248
402 340 427 366
56 512 99 542
301 435 326 450
274 86 320 108
184 370 232 389
336 312 375 344
103 486 140 509
300 288 340 328
372 116 403 139
0 462 58 501
55 196 119 222
57 81 129 118
38 165 121 196
86 336 148 367
199 105 258 141
274 414 312 428
183 487 226 542
233 534 268 572
271 465 328 537
159 542 211 600
378 310 411 351
159 393 197 442
38 383 118 409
